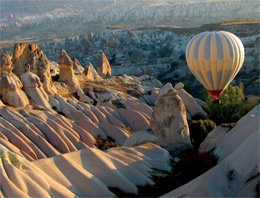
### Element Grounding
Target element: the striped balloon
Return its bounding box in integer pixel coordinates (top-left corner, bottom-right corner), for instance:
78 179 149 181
186 31 244 99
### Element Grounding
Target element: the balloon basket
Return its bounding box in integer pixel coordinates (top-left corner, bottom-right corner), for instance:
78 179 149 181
213 98 221 104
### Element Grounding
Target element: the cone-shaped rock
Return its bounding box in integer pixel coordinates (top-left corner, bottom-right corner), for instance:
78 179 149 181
58 49 74 82
97 52 111 77
85 62 100 80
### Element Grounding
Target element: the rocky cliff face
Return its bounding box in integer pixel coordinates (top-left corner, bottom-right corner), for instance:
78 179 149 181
0 51 29 107
150 83 192 153
12 43 54 95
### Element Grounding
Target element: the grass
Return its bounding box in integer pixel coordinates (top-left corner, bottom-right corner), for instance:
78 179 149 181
53 82 75 99
94 135 118 150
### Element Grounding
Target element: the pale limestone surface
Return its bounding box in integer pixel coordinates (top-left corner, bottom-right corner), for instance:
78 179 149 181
175 87 207 119
20 68 51 110
150 83 192 152
124 130 159 147
0 143 171 197
118 109 150 131
199 126 229 153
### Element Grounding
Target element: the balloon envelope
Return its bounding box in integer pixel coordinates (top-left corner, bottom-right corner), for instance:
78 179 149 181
185 31 244 99
7 13 14 20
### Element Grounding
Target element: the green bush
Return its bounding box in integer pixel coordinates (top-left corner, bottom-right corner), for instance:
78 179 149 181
240 101 259 117
205 85 245 124
145 67 153 76
183 82 192 95
189 119 216 150
138 151 218 197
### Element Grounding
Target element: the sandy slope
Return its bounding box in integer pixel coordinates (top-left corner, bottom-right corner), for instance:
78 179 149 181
0 143 171 197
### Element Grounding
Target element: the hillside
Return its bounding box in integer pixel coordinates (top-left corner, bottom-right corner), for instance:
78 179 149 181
36 22 259 97
0 0 259 43
0 40 259 197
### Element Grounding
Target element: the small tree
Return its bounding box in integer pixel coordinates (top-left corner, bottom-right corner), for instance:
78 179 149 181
205 85 245 124
189 119 216 150
183 82 192 95
145 67 153 76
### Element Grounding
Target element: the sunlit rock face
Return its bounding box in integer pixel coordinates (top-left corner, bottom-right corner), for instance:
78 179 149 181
150 83 192 154
12 43 54 95
0 51 29 107
58 49 74 81
96 52 112 77
58 49 80 93
84 62 101 81
20 64 51 110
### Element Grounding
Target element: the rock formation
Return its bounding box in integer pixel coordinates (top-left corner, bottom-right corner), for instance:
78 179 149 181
58 49 80 93
0 51 29 107
58 49 75 81
85 65 94 81
150 83 192 154
174 82 207 119
12 43 54 95
0 99 5 107
76 88 94 103
73 58 84 75
96 52 111 77
84 62 100 80
0 143 171 197
20 64 52 110
139 75 163 88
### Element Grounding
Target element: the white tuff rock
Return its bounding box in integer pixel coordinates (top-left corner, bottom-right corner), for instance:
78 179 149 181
150 83 192 154
0 51 29 107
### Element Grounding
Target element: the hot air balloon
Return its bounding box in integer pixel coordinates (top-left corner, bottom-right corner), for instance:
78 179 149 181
7 13 14 20
185 31 244 104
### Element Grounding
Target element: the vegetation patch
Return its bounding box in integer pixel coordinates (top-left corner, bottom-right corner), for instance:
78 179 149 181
112 99 127 109
240 101 260 117
138 150 218 197
109 149 218 197
121 125 134 134
205 85 245 124
95 135 118 150
189 119 216 150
